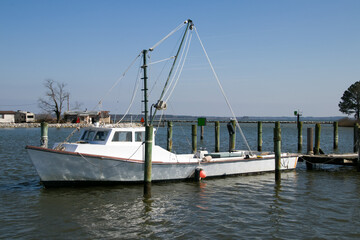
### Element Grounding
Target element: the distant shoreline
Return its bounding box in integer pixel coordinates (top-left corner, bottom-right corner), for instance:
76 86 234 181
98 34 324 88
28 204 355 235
0 120 336 128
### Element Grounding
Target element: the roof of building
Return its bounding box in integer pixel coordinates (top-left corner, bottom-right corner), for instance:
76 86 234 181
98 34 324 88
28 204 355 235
0 111 16 114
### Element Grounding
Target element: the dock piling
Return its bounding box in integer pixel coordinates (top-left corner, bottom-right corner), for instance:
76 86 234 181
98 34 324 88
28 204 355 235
192 124 197 153
306 127 314 170
257 121 262 152
40 122 48 148
167 121 173 152
297 121 303 153
215 121 220 152
274 122 281 181
228 120 236 152
314 123 321 155
333 121 338 150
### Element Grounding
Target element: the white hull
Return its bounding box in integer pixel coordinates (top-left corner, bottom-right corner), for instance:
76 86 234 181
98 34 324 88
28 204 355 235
27 146 298 187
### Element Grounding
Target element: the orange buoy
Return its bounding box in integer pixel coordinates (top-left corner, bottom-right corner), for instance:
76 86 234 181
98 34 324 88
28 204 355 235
140 117 145 123
199 170 206 179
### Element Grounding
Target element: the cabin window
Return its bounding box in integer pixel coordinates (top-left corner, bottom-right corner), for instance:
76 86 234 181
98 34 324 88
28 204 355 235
112 131 133 142
94 131 109 141
135 132 144 142
81 130 96 141
0 114 3 119
27 115 34 118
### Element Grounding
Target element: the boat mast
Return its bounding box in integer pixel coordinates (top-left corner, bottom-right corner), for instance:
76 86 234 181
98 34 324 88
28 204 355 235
142 49 149 126
150 19 193 125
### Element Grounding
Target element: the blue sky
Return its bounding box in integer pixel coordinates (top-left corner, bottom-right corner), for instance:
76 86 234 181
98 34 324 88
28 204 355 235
1 0 360 117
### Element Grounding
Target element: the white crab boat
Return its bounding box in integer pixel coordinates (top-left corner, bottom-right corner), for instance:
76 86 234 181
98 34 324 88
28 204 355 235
26 20 298 187
26 126 297 187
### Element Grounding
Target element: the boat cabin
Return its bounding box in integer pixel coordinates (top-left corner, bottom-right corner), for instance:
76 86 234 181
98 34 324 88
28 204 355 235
78 127 146 145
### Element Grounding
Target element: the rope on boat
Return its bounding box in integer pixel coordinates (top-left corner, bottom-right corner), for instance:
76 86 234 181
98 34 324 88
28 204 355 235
54 127 81 150
149 21 187 51
164 31 193 103
194 27 253 155
116 59 142 124
92 52 142 111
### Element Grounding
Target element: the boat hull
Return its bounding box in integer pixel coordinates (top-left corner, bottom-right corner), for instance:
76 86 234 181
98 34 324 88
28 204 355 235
26 146 298 187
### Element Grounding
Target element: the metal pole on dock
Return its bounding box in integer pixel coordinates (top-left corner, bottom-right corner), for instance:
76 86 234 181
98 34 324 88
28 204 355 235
298 121 303 153
274 122 281 181
314 123 321 155
354 124 359 153
333 121 338 150
40 122 48 148
167 121 173 152
192 124 197 153
215 121 220 152
257 121 262 152
306 128 314 170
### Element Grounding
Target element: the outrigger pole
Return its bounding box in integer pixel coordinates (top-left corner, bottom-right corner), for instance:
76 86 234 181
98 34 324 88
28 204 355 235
150 19 194 125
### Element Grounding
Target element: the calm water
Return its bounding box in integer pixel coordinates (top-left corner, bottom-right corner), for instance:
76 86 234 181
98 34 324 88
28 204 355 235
1 123 360 239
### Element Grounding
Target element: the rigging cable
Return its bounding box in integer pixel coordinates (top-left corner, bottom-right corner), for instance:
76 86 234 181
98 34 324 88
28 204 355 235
92 52 141 111
194 27 253 155
165 32 193 102
149 21 187 51
116 57 142 123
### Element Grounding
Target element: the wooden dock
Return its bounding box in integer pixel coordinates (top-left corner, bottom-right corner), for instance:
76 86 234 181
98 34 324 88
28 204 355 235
300 153 358 166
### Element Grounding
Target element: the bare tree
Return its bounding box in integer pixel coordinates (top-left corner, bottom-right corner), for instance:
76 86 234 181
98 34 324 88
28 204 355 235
38 79 69 123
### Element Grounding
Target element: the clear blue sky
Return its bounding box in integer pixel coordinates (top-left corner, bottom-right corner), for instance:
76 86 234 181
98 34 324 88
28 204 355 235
1 0 360 117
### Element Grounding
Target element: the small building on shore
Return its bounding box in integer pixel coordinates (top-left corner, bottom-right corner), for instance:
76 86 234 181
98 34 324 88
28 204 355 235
64 111 110 124
0 111 16 123
15 110 36 123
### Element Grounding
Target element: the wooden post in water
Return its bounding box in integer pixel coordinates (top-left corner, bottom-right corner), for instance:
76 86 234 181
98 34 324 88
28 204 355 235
200 126 204 140
229 120 236 152
144 125 153 183
333 121 338 150
40 122 48 148
192 124 197 153
354 124 359 153
257 121 262 152
167 121 173 152
306 128 314 170
314 123 321 155
297 121 303 153
215 121 220 152
274 122 281 181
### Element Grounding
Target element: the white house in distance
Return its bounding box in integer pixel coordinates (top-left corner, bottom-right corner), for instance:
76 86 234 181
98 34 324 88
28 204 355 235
15 110 36 123
0 111 16 123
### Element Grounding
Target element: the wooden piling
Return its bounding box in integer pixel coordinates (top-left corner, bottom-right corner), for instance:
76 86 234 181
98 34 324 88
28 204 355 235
215 121 220 152
354 124 359 153
229 120 236 152
257 121 262 152
274 122 281 181
192 124 197 153
144 125 153 183
200 126 204 140
333 121 338 150
307 128 314 155
306 128 314 170
40 122 48 148
167 121 173 152
314 123 321 155
297 121 303 153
